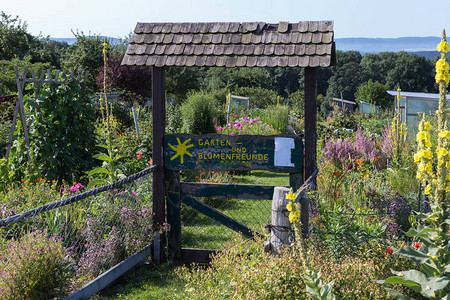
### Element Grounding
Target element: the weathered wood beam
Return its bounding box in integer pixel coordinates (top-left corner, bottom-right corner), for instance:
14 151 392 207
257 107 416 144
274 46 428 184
304 67 317 180
152 66 166 262
180 182 278 200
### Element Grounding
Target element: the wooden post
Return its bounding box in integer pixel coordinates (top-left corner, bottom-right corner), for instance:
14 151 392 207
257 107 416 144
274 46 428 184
267 186 290 253
166 171 181 261
304 67 317 180
302 67 317 239
152 66 166 262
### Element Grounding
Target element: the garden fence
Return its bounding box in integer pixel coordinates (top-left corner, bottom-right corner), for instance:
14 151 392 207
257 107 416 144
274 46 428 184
0 166 155 299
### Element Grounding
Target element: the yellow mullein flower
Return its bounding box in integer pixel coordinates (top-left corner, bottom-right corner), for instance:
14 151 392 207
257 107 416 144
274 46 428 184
286 203 292 211
424 185 432 195
416 131 427 141
423 148 433 159
413 153 422 162
423 122 431 130
437 147 448 158
285 191 296 201
439 130 450 138
426 162 433 173
425 139 432 147
437 41 450 52
418 163 426 172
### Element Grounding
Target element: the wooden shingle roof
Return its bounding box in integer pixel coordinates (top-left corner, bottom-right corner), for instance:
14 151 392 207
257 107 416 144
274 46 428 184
122 21 335 68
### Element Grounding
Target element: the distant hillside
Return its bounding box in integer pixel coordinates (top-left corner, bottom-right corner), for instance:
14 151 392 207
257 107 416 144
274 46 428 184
50 37 121 45
335 36 440 58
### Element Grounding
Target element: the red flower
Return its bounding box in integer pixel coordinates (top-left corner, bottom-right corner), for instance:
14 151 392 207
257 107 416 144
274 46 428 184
413 242 421 249
137 152 143 159
386 248 394 254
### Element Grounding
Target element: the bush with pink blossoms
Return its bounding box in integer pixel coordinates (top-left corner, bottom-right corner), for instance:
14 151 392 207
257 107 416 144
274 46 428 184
217 117 280 136
322 128 386 169
0 230 71 299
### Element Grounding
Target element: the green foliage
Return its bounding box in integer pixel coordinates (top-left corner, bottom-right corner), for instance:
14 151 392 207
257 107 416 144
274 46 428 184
166 100 182 133
355 79 392 108
205 67 271 91
261 105 290 133
181 91 217 134
0 230 71 299
288 89 305 117
0 12 37 61
166 67 204 101
63 32 106 90
303 268 336 300
378 211 450 298
233 86 278 108
0 58 51 95
26 77 97 182
87 144 126 188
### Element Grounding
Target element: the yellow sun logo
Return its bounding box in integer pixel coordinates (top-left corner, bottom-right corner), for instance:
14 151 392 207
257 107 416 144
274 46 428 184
168 138 193 164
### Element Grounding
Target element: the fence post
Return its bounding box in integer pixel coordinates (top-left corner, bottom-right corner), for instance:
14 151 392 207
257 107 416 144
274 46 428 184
266 186 290 253
166 171 181 261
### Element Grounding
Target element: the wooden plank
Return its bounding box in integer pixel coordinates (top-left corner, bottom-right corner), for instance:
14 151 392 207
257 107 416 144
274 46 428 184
181 182 277 199
152 66 166 262
166 171 182 261
180 248 217 264
65 243 152 300
304 67 317 180
182 195 256 239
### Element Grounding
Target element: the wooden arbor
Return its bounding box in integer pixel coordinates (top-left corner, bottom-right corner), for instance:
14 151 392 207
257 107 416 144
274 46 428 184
122 21 336 260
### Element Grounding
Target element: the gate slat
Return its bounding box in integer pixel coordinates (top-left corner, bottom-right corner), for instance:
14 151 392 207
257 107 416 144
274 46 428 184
182 195 262 239
181 182 278 199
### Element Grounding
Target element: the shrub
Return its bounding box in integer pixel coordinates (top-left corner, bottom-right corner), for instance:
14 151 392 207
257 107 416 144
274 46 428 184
261 105 290 133
0 230 71 299
181 91 217 134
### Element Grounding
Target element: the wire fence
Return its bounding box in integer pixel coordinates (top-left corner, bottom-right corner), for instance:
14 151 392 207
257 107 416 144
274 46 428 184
0 166 155 298
181 195 272 249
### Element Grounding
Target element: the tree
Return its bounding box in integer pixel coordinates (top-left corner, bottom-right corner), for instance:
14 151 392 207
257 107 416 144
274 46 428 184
385 52 436 93
166 67 203 101
0 12 36 61
96 55 152 102
360 52 398 84
325 51 363 101
63 32 105 90
354 79 392 109
269 67 301 98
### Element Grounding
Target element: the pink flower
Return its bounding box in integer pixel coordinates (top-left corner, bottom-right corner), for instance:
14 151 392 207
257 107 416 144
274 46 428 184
132 191 137 197
230 133 235 136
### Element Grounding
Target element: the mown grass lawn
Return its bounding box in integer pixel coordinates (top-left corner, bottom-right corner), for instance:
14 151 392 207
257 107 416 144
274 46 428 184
92 170 289 299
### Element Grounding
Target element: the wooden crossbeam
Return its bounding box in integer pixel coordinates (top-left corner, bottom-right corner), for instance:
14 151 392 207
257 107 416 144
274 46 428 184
5 66 89 162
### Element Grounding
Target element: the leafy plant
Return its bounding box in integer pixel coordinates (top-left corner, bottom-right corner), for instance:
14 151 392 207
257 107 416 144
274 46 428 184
181 91 217 134
0 230 71 299
26 76 97 182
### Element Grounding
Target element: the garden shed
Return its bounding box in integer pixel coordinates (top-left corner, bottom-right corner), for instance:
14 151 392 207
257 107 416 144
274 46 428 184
387 90 450 130
121 21 335 261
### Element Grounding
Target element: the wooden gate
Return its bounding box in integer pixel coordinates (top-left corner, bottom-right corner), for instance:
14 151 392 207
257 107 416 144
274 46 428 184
165 133 303 263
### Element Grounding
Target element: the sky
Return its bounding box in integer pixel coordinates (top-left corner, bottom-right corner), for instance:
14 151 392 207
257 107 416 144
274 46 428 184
2 0 449 39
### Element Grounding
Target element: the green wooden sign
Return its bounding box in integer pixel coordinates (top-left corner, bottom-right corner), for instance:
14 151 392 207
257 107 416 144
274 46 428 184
164 134 302 172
